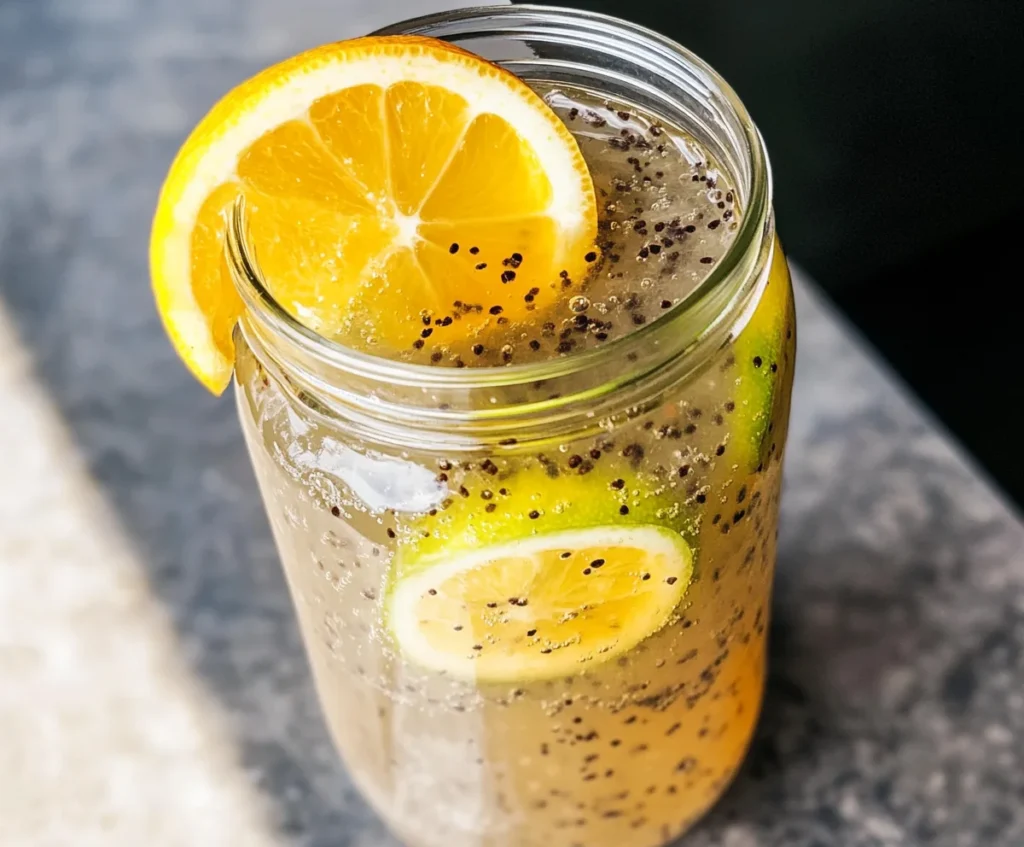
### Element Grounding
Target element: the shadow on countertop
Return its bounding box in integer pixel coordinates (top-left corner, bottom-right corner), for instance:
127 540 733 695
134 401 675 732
703 541 1024 845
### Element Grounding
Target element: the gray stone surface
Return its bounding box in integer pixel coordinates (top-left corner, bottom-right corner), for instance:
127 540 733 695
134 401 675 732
1 1 1022 846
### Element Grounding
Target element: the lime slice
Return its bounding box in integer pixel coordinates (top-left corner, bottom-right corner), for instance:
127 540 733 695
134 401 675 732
730 236 792 469
389 525 692 683
396 461 693 568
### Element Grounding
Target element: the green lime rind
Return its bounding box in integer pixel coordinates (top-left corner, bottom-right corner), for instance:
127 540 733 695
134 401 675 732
382 461 697 669
729 237 792 471
392 460 694 580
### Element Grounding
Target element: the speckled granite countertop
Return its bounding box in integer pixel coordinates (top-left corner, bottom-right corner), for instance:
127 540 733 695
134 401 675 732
2 2 1023 846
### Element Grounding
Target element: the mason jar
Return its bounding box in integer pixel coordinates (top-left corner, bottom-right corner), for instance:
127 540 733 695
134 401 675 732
227 7 795 846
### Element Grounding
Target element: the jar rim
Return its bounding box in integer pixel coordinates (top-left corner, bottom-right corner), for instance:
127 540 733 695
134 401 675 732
227 4 772 430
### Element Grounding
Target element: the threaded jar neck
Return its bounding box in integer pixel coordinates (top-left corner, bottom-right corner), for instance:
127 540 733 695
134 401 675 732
226 5 773 451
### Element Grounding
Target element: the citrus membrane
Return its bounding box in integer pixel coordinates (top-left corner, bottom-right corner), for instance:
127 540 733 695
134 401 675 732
389 525 692 683
150 35 598 393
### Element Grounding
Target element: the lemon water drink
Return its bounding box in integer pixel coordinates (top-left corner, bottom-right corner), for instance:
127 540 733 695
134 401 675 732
233 238 792 847
149 8 794 847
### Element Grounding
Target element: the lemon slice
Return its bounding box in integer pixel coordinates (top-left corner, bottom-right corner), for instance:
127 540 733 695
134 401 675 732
150 35 598 393
390 525 692 683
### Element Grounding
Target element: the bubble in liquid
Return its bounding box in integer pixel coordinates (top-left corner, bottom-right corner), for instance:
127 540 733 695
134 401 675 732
322 530 345 548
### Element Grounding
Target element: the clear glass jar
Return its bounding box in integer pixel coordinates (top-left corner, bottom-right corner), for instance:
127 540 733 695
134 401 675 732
227 7 794 847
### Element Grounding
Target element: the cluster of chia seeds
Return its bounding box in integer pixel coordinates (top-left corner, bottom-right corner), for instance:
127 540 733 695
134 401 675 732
391 85 740 369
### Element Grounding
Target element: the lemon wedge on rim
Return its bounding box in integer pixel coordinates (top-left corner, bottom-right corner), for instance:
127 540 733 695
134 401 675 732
150 35 598 393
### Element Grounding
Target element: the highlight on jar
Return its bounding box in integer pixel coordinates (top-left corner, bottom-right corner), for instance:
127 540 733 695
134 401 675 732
149 6 795 847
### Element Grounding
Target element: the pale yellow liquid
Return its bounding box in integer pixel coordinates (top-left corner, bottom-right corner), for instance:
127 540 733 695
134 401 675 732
234 85 795 847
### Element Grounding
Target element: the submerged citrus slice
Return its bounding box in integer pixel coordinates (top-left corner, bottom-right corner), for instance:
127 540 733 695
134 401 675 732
390 525 692 683
150 35 598 393
397 460 694 567
730 236 793 469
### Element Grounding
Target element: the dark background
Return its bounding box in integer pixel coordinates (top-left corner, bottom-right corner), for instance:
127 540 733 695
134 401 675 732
528 0 1024 505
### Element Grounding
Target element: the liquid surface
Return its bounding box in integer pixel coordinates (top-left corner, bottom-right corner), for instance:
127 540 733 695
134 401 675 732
342 83 741 368
234 81 794 847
